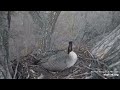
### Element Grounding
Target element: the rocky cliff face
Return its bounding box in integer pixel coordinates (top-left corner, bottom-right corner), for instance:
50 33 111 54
1 11 120 62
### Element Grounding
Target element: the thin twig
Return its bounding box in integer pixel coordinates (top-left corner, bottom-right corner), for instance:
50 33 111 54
89 58 109 69
0 64 7 79
86 49 94 58
13 60 20 79
80 60 107 79
0 69 6 79
82 49 110 69
25 63 30 79
109 61 120 68
72 72 90 77
30 54 39 60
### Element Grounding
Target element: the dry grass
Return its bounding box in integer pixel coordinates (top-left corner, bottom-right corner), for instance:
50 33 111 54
11 45 118 79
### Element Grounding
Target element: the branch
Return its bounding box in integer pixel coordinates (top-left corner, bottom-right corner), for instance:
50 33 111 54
13 60 19 79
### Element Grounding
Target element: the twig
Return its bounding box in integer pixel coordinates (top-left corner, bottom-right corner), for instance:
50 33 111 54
13 60 20 79
90 58 109 69
109 61 120 68
78 56 109 69
0 64 7 79
0 69 6 79
63 74 73 79
83 49 110 69
25 63 30 79
86 49 94 58
73 72 90 77
30 54 39 60
80 60 107 79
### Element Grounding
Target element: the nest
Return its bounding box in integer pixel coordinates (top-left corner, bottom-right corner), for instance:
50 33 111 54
11 46 119 79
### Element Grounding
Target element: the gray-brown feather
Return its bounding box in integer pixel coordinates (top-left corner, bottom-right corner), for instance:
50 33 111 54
41 51 70 71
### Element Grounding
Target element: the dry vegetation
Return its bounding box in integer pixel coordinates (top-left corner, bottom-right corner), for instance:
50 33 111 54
11 43 118 79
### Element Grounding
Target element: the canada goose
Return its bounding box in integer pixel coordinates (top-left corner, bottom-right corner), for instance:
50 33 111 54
40 41 78 71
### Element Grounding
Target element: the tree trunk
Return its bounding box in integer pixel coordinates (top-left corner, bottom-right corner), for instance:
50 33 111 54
29 11 61 53
91 24 120 67
0 11 12 79
45 11 61 51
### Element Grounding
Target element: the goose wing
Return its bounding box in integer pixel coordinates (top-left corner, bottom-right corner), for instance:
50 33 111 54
41 52 69 71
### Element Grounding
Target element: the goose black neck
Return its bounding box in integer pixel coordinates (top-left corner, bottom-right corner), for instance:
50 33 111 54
68 41 72 54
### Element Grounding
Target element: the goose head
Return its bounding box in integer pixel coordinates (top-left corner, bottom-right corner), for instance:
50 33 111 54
67 41 78 68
